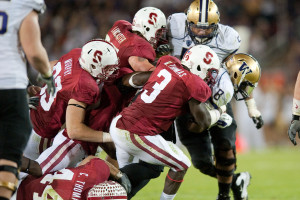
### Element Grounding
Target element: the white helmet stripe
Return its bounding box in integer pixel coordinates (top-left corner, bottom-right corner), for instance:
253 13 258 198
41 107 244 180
199 0 209 24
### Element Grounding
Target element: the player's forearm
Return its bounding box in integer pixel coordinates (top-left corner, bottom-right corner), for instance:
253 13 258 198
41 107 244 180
128 56 156 71
67 124 111 143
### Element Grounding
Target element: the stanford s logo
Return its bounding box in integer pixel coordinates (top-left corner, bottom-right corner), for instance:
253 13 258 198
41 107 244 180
148 13 158 25
93 51 103 63
203 52 213 64
239 62 252 74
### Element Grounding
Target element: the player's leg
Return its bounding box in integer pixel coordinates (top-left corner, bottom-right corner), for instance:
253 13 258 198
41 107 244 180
211 103 251 200
0 89 32 199
35 129 86 174
23 129 53 160
176 114 216 177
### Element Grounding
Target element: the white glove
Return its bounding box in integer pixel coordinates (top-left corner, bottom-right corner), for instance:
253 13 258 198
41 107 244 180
217 113 233 128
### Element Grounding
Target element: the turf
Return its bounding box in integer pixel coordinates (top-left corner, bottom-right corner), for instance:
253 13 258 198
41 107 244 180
132 147 300 200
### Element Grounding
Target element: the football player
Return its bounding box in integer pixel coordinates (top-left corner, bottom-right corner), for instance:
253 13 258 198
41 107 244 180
109 45 224 200
12 156 130 200
0 0 55 199
288 71 300 145
105 7 167 72
167 1 263 199
23 39 119 175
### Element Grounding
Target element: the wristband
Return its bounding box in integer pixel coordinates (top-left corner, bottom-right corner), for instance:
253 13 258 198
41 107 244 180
102 132 113 142
208 109 221 126
42 69 52 78
292 98 300 116
129 73 143 89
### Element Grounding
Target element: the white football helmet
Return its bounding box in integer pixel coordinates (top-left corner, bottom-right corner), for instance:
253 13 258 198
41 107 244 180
79 39 119 81
87 181 127 200
181 45 220 86
132 7 167 48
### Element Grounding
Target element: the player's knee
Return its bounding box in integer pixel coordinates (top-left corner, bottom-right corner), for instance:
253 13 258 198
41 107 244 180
215 148 236 168
140 162 163 178
193 160 216 177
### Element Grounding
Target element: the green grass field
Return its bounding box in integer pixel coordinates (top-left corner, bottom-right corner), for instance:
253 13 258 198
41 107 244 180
132 147 300 200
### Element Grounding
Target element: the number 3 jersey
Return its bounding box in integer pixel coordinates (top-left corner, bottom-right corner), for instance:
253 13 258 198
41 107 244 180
116 55 211 136
14 158 110 200
30 48 101 139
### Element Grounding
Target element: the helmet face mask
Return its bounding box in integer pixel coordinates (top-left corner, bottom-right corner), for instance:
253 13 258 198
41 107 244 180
225 53 261 101
181 45 220 87
79 39 120 82
186 0 220 44
132 7 167 49
87 181 127 200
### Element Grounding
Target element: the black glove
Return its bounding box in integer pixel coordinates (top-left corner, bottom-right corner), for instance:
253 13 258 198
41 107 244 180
117 173 132 194
37 74 56 96
288 116 300 145
28 96 40 110
252 116 264 129
156 44 170 58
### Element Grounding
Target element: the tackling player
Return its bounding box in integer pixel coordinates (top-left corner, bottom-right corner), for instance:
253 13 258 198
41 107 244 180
288 71 300 145
110 45 223 200
23 39 120 174
105 7 167 72
167 1 263 199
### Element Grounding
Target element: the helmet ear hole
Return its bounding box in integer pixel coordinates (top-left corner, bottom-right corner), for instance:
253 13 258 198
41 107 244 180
234 72 238 79
146 27 150 31
91 64 96 70
197 65 201 71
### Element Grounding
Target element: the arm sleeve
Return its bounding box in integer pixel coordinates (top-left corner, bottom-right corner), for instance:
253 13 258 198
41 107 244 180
71 76 100 105
185 74 212 102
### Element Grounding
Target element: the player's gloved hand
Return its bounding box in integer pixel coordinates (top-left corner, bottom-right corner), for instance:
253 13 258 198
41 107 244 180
252 115 264 129
288 115 300 145
37 70 56 96
117 172 132 194
156 44 170 58
28 96 40 110
217 113 233 128
245 98 264 129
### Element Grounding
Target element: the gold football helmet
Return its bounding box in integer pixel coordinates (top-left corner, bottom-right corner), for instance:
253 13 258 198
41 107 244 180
186 0 220 44
224 53 261 100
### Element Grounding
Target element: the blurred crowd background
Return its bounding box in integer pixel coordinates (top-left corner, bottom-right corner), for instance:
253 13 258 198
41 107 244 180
36 0 300 151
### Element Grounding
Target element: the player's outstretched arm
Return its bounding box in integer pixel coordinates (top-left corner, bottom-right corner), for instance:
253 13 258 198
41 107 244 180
121 71 152 88
245 96 264 129
128 56 156 71
288 71 300 145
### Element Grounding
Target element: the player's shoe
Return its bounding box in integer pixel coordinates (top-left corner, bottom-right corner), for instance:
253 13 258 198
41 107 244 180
231 172 251 200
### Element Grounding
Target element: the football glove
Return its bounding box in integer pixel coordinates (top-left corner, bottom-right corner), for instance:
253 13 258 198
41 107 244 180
37 73 56 96
116 173 132 194
156 44 171 58
245 98 264 129
217 113 233 128
288 115 300 145
28 96 40 110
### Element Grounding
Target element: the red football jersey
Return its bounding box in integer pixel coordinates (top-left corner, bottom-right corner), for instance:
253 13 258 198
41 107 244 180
16 158 110 200
30 49 101 138
117 55 211 136
106 20 156 69
75 67 137 155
